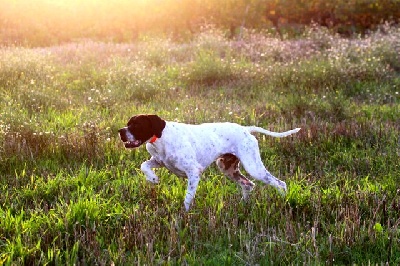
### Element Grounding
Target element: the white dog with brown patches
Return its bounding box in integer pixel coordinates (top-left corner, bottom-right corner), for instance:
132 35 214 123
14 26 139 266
118 114 300 211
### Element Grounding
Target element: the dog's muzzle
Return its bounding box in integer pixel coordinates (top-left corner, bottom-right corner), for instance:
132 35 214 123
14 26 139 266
118 128 142 148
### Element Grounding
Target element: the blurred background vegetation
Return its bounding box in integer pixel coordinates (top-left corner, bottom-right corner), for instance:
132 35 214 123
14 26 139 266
1 0 400 46
1 1 399 264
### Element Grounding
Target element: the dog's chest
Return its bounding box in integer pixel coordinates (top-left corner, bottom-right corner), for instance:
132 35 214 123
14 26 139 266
156 155 187 177
147 144 187 177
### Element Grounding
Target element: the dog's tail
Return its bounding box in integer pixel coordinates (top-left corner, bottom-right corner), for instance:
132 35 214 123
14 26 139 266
247 126 301 138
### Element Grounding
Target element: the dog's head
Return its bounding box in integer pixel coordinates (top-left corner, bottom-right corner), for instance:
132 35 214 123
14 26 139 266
118 114 166 148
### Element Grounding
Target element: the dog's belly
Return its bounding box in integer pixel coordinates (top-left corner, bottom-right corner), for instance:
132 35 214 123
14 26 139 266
164 163 187 178
156 157 187 177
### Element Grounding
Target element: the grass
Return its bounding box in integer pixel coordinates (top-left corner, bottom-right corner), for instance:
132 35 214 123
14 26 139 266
0 25 399 265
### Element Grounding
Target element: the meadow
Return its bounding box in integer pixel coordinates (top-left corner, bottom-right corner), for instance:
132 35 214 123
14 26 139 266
0 25 399 264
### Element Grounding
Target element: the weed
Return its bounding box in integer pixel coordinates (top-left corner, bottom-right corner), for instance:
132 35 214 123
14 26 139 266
185 49 236 86
0 26 399 264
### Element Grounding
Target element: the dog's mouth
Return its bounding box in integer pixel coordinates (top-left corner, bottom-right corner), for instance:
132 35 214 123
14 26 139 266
124 140 142 148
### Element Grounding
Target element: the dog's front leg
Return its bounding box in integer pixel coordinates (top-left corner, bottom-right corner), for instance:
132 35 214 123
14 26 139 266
184 170 202 211
140 157 162 183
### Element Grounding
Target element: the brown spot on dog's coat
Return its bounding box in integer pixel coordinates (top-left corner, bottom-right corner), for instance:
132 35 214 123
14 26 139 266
216 153 255 199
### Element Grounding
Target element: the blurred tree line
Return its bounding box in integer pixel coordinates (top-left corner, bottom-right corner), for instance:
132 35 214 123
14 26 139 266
0 0 399 46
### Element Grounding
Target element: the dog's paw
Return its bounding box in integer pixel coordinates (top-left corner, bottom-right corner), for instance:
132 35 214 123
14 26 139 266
146 176 159 184
184 201 191 212
277 186 287 197
240 182 255 201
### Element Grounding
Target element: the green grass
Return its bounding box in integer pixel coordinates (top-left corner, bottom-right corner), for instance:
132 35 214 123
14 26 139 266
0 26 399 265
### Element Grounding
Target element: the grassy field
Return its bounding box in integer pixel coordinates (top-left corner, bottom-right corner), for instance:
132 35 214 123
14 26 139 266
0 25 399 265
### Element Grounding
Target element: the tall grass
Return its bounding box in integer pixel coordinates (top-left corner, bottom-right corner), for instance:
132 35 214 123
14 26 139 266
0 25 399 264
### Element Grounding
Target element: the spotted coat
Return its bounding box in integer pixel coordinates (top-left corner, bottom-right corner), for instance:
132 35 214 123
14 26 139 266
119 114 300 211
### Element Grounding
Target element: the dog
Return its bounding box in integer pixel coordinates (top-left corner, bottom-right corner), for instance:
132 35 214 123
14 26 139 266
118 114 300 211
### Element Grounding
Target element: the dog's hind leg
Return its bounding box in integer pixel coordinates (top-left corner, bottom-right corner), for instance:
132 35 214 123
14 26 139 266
237 140 287 194
216 153 255 200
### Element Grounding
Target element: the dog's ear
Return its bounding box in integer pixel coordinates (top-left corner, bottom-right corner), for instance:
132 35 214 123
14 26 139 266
147 115 166 138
